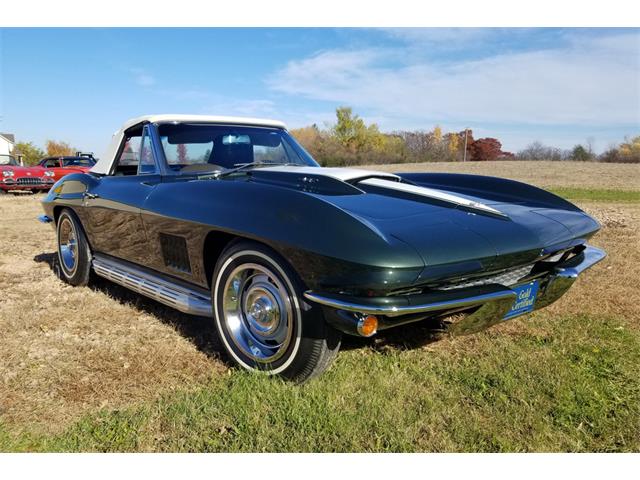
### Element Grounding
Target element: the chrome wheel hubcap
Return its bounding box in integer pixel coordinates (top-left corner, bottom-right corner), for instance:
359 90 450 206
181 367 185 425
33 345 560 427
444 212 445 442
58 217 78 274
222 263 293 363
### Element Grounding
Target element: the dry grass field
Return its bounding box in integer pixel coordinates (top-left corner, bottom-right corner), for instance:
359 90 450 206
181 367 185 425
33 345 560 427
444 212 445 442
366 160 640 191
0 161 639 452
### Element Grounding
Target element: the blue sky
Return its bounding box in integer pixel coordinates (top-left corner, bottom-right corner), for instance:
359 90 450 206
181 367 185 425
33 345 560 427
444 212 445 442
1 28 638 156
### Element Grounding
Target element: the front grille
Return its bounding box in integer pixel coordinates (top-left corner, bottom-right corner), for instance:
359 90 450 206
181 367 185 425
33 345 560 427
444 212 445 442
17 177 44 185
388 246 584 297
440 263 534 290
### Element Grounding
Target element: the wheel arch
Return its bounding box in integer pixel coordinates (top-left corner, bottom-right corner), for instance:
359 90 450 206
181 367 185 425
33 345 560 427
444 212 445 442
203 230 237 288
53 205 93 251
52 205 66 223
202 230 308 290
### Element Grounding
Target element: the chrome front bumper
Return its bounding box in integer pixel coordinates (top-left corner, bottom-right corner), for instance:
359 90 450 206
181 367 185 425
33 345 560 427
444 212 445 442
304 245 606 336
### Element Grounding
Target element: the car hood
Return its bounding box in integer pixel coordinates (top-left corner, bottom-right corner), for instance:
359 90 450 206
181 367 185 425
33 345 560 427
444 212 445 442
249 166 600 281
0 165 47 175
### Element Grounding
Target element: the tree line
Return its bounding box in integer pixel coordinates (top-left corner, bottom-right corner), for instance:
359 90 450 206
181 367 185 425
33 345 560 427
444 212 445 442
12 108 640 166
290 107 513 166
13 140 77 166
516 138 640 163
291 107 640 166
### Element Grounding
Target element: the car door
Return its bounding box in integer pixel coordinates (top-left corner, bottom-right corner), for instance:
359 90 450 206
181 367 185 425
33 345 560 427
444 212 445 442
82 124 161 265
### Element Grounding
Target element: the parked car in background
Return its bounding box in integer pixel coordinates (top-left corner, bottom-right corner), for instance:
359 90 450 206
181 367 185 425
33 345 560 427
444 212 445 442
39 155 96 182
39 115 605 382
1 154 55 194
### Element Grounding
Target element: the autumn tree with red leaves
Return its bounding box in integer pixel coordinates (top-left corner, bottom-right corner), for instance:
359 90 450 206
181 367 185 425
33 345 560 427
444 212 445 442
470 138 503 161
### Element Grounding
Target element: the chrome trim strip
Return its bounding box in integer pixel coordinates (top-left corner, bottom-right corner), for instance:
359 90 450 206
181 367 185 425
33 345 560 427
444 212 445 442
92 254 212 317
303 288 516 317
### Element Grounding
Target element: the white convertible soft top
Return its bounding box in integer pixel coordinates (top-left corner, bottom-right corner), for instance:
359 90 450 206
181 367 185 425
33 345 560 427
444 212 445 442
91 114 288 175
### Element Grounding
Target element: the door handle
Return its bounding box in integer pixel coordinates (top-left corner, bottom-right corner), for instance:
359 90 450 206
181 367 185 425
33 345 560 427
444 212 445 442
83 192 99 200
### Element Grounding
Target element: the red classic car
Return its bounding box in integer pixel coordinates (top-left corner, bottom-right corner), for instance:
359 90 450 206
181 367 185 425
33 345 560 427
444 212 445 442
38 155 96 181
0 154 55 194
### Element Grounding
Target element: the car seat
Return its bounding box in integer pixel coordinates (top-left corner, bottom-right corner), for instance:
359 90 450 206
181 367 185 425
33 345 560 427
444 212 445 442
209 139 254 168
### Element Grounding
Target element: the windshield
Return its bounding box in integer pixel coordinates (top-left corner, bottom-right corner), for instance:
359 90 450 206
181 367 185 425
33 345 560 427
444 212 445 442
157 123 319 174
0 155 18 166
62 157 95 167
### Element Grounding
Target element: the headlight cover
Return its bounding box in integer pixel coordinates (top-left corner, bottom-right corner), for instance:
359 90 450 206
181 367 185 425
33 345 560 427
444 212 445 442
44 170 55 177
2 170 15 177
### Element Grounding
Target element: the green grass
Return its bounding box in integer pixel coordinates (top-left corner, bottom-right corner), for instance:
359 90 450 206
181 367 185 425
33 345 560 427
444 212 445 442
548 187 640 203
2 313 638 452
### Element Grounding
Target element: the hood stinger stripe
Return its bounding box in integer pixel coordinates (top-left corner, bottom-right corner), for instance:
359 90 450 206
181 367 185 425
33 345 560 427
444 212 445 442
257 165 506 218
358 177 508 218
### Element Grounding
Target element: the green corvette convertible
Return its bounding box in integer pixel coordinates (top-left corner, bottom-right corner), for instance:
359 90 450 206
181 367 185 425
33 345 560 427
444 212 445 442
39 115 606 382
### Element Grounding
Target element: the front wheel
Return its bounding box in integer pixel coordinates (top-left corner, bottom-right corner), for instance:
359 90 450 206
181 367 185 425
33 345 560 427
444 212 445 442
212 241 341 382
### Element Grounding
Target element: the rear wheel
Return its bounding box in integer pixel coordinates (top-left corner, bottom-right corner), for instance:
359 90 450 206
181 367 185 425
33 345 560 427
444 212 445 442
212 241 341 382
56 208 92 286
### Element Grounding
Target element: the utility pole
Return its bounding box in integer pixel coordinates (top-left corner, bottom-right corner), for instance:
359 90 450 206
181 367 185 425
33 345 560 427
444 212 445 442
462 128 469 162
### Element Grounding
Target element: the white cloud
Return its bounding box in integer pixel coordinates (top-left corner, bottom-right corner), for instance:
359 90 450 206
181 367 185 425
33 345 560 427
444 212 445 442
199 98 336 129
130 68 156 87
268 31 640 128
381 27 498 47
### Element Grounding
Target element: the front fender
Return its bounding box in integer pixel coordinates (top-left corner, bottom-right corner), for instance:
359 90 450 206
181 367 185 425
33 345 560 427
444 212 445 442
40 173 98 222
143 179 425 292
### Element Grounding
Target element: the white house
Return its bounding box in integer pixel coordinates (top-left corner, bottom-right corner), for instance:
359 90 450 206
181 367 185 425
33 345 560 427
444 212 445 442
0 132 15 155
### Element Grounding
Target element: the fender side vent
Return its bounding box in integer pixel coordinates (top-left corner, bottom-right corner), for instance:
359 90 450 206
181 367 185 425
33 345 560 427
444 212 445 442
159 233 192 274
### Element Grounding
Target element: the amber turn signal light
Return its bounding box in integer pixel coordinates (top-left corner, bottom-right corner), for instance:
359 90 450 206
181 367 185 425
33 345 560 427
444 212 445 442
357 315 378 337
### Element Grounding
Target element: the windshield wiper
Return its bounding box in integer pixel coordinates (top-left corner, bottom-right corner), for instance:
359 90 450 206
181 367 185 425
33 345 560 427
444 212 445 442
213 161 298 179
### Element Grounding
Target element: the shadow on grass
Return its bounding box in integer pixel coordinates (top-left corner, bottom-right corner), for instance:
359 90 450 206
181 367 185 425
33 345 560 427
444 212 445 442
34 251 444 365
344 322 444 352
34 251 225 363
